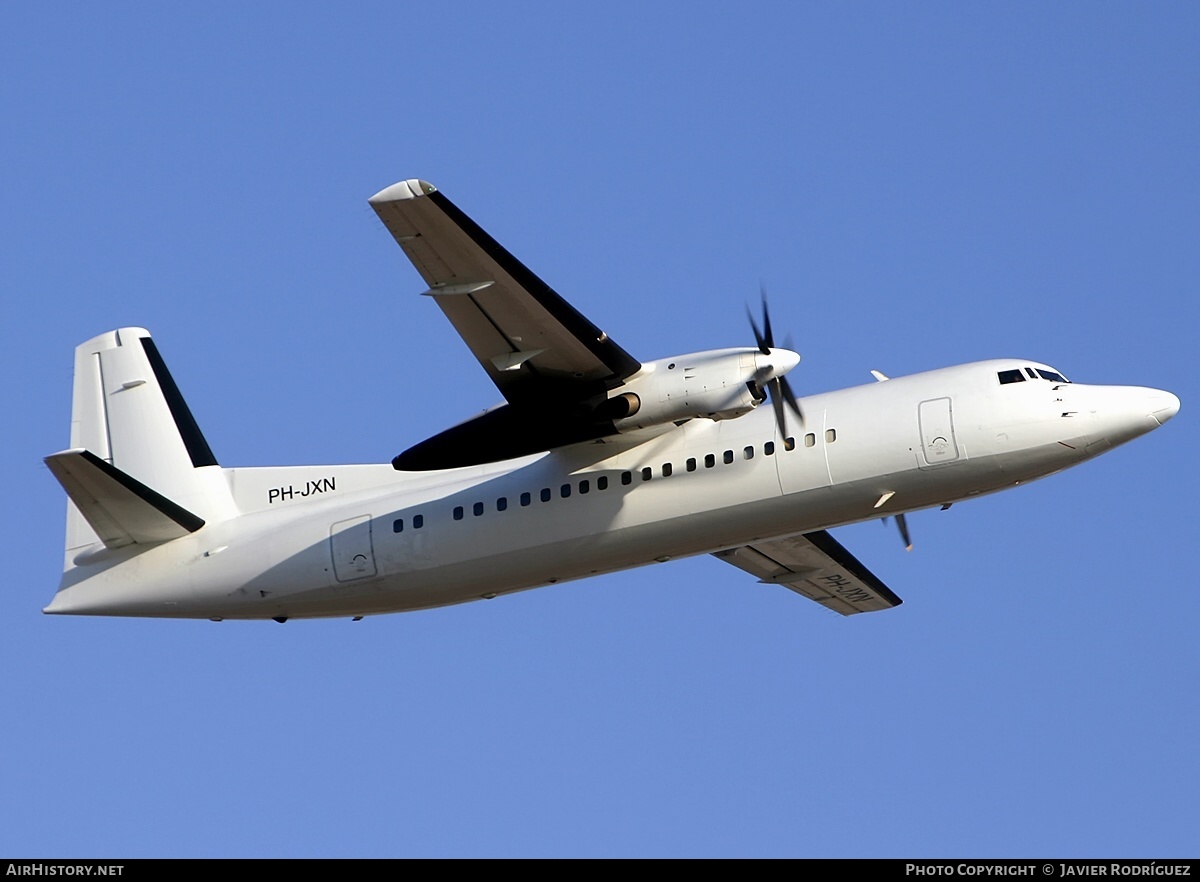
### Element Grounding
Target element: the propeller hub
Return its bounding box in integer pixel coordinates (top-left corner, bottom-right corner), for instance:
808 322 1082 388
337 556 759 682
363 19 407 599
755 348 801 380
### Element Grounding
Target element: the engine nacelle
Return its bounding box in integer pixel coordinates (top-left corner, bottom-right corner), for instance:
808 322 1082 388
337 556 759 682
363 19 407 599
387 344 802 469
603 349 767 432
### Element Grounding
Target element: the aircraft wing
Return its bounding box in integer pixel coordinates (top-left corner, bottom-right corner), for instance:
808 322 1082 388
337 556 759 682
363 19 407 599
713 530 902 615
369 179 641 407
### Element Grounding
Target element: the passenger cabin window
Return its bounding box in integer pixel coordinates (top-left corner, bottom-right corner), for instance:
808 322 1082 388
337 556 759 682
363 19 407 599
560 483 571 498
661 463 672 477
723 450 734 464
825 429 837 443
744 446 754 460
496 497 507 512
621 471 632 485
579 479 590 494
473 502 484 516
998 369 1026 385
803 434 814 448
686 458 697 472
541 488 552 502
784 437 796 451
641 467 652 482
764 441 775 455
704 454 716 468
393 518 404 533
520 492 532 507
597 476 609 490
413 515 423 529
453 506 464 521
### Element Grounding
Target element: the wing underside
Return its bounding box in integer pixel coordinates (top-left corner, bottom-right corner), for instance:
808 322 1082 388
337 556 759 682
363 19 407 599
714 530 902 615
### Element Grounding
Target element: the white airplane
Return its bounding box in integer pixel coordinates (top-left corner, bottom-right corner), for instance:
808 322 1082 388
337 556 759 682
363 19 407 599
43 179 1180 622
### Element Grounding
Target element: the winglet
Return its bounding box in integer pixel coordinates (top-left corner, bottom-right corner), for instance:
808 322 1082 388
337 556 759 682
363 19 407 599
368 179 437 204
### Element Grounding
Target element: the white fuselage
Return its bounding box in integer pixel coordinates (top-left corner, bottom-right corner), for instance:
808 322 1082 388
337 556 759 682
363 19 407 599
45 359 1178 620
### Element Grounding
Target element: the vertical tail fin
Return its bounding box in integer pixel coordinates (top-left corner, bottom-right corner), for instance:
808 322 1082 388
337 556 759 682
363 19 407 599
59 328 236 559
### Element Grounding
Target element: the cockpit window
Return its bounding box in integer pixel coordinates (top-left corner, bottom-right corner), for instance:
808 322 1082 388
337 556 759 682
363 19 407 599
1036 369 1070 383
1025 367 1038 379
997 369 1026 385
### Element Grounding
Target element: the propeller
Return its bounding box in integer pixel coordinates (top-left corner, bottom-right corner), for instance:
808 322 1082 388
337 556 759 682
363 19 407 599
876 492 915 552
880 514 914 551
747 292 803 438
894 513 913 552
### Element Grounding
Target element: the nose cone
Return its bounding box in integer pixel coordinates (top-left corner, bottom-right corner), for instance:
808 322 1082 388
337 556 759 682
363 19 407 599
1090 385 1181 447
1149 389 1180 426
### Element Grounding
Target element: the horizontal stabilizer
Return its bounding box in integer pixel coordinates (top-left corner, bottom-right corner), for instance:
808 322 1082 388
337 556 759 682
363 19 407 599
713 530 902 615
45 449 205 549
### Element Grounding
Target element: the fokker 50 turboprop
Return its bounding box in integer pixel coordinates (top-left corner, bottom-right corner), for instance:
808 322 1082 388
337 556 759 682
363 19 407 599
44 179 1180 621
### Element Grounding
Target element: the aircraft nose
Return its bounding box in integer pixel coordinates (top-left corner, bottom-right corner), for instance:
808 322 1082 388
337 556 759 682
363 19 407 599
1089 385 1181 448
1149 389 1180 426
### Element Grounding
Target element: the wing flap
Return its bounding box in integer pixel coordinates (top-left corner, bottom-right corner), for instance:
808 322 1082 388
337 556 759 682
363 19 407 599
45 449 205 548
713 530 902 615
369 179 640 405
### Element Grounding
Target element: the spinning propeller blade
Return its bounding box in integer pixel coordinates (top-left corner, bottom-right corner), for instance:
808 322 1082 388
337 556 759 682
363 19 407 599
896 513 913 552
748 292 803 436
882 513 915 552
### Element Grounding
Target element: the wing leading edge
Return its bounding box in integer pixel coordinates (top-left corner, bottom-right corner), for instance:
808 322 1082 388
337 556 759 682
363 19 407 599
714 530 903 615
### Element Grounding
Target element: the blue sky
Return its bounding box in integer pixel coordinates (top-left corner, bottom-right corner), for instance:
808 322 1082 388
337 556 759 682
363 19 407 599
3 3 1196 857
